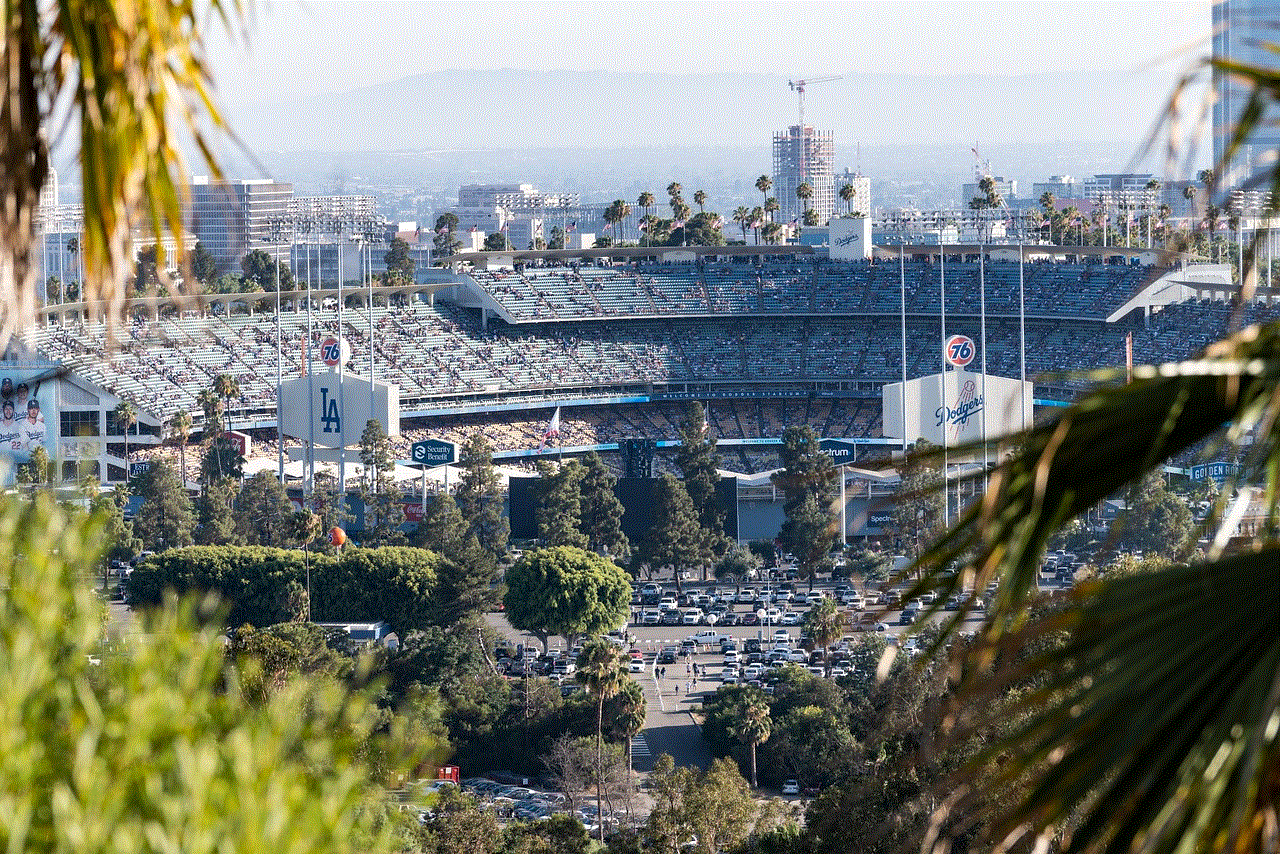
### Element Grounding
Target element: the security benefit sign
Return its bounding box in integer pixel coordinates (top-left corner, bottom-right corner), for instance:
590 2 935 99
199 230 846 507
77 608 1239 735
277 374 400 448
882 369 1033 450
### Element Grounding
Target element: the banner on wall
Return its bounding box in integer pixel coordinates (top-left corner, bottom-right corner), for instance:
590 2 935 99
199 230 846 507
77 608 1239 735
0 363 58 483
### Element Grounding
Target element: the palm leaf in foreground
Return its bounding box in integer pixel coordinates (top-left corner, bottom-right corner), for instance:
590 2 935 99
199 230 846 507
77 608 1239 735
947 549 1279 854
906 321 1280 854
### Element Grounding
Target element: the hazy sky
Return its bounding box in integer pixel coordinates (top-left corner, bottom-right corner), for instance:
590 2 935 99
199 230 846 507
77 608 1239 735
209 0 1214 108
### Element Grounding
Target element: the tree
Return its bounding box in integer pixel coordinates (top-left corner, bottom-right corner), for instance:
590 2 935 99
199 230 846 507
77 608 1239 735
803 597 845 676
434 213 462 257
290 509 322 621
732 206 751 242
1108 473 1195 559
578 452 630 563
575 639 630 843
638 474 709 594
893 439 945 559
795 181 813 218
383 236 416 285
637 192 656 245
910 297 1280 849
839 183 854 214
190 240 218 285
167 410 193 483
0 0 238 340
613 680 646 786
773 426 838 585
132 459 194 551
18 444 53 487
359 419 404 545
241 247 294 291
89 486 142 575
0 496 409 854
195 476 242 545
201 435 245 485
693 190 707 213
730 696 771 789
197 386 223 436
483 232 506 251
714 544 761 592
755 175 772 216
673 401 726 556
236 470 296 547
764 196 780 225
455 434 510 561
212 373 240 432
535 459 588 548
415 493 496 624
503 546 632 653
113 397 138 475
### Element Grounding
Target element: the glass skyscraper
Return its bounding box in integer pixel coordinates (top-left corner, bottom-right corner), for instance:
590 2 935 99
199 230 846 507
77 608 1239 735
1213 0 1280 192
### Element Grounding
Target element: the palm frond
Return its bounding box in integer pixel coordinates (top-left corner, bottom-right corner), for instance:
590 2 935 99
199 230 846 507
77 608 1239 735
917 322 1280 645
959 548 1280 854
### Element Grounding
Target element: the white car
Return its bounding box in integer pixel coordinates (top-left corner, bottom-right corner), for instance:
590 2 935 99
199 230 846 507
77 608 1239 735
780 611 801 625
681 608 702 625
743 663 765 679
736 588 756 604
629 659 647 673
782 779 800 795
772 629 791 643
723 650 740 666
763 608 782 624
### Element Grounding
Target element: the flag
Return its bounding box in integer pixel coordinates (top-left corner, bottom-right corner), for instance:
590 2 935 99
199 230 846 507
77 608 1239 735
437 225 450 235
501 223 509 232
639 220 648 232
538 407 562 453
567 221 576 232
603 223 612 231
469 225 477 233
673 219 685 229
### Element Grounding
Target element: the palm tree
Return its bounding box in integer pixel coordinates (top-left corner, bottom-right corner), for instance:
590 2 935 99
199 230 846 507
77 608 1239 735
693 190 707 213
750 207 764 244
802 597 845 676
113 398 138 478
619 201 632 244
0 0 236 343
196 387 223 436
64 235 79 301
637 192 655 246
733 206 750 243
666 182 682 201
167 410 192 484
839 183 854 215
212 373 240 433
910 50 1280 844
731 697 771 789
614 680 646 809
755 175 772 214
576 640 629 843
764 196 780 225
291 509 321 621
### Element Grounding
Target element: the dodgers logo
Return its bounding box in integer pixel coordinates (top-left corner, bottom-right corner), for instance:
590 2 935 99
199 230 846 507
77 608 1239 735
935 380 983 440
320 387 341 434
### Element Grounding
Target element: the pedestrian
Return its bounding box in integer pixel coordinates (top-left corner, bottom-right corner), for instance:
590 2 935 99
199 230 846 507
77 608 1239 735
686 680 693 694
674 683 679 696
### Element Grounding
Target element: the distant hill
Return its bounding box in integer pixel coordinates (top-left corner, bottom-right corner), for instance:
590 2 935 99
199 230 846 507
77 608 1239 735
229 68 1184 154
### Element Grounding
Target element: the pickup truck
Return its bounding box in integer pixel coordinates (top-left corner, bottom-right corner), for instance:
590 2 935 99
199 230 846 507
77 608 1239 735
685 629 734 646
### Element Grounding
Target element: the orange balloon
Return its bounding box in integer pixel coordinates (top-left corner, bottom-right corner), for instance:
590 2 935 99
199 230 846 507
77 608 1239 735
329 526 347 547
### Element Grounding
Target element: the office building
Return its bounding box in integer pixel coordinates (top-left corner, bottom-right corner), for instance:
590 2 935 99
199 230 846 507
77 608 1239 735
773 125 836 225
1213 0 1280 193
189 176 293 274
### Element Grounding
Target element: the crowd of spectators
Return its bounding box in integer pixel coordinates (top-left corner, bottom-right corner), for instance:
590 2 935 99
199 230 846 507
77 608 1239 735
466 257 1168 322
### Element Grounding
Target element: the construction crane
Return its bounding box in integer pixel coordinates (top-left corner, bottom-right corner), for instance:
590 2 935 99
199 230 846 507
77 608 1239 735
788 75 842 130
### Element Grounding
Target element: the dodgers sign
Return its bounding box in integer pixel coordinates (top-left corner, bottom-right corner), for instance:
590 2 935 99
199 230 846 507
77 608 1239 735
411 439 456 466
944 335 976 368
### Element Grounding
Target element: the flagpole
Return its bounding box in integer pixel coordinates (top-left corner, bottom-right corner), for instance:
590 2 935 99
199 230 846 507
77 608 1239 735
337 218 347 505
979 246 987 473
899 246 907 456
939 243 948 527
306 223 316 497
1019 242 1027 430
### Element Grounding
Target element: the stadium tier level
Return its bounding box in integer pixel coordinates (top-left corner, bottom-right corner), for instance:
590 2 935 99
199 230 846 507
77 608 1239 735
24 246 1280 481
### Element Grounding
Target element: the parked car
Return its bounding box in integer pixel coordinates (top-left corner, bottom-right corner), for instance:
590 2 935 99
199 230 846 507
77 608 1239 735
660 610 682 626
782 780 800 795
629 659 647 673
